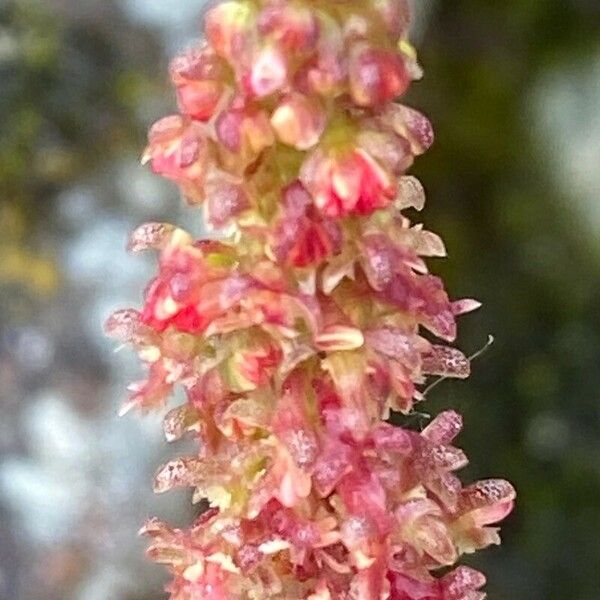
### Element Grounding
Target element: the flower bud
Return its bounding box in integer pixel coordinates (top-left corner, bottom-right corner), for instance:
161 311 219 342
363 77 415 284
143 115 209 202
301 147 396 217
258 1 318 51
349 42 410 106
271 93 326 150
170 45 228 121
205 1 255 63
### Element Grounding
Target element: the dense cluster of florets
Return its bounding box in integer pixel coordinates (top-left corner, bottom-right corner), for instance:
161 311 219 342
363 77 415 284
107 1 514 598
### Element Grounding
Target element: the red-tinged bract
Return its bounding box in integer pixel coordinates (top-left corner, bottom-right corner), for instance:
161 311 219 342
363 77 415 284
108 1 515 598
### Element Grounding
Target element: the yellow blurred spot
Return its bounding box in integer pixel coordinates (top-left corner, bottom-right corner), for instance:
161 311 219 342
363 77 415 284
399 39 418 61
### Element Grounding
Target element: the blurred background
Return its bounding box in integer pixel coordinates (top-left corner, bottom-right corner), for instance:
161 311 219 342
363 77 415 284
0 0 599 598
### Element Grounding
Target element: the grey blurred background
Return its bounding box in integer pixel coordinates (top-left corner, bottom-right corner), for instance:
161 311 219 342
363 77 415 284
0 0 599 598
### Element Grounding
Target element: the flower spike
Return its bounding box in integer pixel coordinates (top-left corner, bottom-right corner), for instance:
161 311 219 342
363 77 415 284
108 1 514 598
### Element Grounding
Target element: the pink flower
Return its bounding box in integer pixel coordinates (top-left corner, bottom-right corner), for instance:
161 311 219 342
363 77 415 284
215 101 274 167
204 1 256 64
170 44 229 121
301 147 396 217
389 566 487 600
272 181 342 267
271 93 326 150
143 115 209 202
247 44 288 97
112 1 515 598
349 42 411 106
257 1 319 52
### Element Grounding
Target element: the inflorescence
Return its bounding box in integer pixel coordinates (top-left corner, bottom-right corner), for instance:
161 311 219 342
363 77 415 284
106 2 515 598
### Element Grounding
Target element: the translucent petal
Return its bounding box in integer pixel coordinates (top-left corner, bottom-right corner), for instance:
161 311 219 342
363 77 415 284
104 308 154 345
154 456 206 494
459 479 516 525
412 229 446 258
422 346 470 379
163 404 201 442
452 299 482 315
427 472 462 512
146 114 186 148
366 327 425 369
415 518 457 566
441 566 487 600
128 222 178 253
385 104 435 155
396 175 426 211
429 444 469 472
